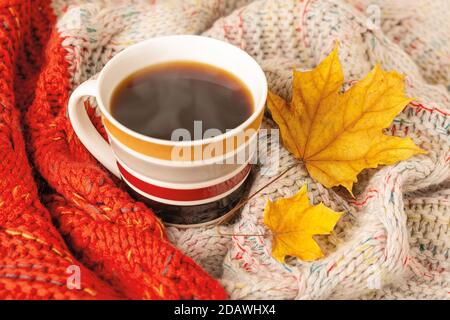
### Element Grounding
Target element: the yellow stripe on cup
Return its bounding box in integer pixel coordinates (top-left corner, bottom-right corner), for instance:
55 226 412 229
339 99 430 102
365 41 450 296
103 111 264 161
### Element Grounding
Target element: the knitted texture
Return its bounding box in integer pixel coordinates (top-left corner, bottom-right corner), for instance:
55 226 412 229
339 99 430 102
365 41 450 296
201 0 449 300
346 0 450 89
0 0 227 300
0 0 118 299
0 0 448 300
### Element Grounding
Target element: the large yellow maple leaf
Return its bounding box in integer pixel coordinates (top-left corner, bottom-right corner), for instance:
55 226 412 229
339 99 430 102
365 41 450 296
264 185 343 262
267 45 425 193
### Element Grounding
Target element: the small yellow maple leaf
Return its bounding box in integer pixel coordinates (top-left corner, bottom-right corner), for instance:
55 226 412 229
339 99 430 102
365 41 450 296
264 185 342 262
267 44 426 193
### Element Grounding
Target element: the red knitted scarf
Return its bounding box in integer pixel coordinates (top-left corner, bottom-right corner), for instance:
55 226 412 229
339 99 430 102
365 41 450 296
0 0 227 300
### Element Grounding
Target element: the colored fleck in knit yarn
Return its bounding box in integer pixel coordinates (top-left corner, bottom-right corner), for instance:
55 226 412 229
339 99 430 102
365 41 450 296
0 0 448 300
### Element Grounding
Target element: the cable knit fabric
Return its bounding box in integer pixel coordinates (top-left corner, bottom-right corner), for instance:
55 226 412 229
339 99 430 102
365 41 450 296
346 0 450 89
0 0 448 300
0 0 227 300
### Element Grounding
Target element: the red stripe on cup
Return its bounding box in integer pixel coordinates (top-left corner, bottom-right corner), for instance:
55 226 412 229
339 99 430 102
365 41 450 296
117 162 252 202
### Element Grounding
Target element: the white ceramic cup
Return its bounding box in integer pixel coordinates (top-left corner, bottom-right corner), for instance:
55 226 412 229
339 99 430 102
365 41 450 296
68 35 267 207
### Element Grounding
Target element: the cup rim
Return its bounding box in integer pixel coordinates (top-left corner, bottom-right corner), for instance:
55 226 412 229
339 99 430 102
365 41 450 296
97 35 268 148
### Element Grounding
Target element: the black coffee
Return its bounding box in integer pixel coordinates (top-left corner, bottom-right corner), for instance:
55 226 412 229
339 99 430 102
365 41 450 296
111 61 253 140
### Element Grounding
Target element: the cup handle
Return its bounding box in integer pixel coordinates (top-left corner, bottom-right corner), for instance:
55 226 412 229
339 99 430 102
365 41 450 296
68 80 121 177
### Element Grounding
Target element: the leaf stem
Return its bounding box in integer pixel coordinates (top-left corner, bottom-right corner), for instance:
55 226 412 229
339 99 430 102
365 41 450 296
214 163 298 236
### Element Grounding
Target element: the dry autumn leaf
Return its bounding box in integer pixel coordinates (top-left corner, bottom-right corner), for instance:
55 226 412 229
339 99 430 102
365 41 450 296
267 44 425 193
264 185 342 262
